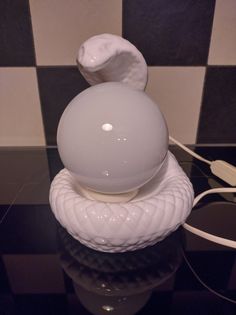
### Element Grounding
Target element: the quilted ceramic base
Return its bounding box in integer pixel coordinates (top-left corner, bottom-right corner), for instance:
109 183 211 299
50 151 194 252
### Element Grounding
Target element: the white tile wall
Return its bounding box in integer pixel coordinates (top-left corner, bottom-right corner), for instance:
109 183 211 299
30 0 122 65
0 68 45 146
208 0 236 65
146 67 206 144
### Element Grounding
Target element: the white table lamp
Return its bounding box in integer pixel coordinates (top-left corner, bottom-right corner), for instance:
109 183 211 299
50 34 194 252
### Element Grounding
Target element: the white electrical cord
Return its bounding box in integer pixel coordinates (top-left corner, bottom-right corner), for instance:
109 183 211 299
169 135 236 249
169 136 236 186
184 188 236 249
169 136 211 165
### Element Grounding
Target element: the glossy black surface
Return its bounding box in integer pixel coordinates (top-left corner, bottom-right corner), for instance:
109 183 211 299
0 147 236 314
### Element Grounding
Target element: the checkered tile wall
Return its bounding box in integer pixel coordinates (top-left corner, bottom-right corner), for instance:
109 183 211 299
0 0 236 145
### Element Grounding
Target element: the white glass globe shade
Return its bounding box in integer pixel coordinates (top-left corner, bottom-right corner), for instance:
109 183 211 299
57 82 168 194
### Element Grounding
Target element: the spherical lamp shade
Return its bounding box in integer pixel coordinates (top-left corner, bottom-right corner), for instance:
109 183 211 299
57 82 169 194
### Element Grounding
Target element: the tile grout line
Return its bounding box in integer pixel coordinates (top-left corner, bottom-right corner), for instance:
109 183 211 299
195 0 217 144
206 0 217 67
27 0 47 147
195 66 208 144
28 0 37 67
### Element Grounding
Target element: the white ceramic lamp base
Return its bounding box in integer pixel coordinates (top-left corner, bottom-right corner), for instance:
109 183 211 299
50 151 193 252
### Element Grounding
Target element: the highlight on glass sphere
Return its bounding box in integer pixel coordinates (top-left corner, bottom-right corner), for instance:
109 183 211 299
57 82 168 194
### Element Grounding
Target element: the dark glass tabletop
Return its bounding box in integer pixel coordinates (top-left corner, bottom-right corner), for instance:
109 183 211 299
0 146 236 314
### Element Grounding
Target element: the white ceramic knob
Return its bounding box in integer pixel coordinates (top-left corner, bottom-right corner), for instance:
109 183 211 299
57 82 168 194
77 33 148 90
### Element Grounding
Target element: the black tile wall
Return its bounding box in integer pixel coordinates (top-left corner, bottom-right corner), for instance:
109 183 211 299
123 0 216 66
197 67 236 143
37 67 89 145
0 0 35 66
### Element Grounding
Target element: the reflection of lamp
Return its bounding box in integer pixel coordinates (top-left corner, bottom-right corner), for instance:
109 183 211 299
73 287 150 315
59 227 184 315
49 34 194 253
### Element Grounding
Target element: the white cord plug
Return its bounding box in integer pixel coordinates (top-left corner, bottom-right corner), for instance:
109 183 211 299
210 160 236 186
